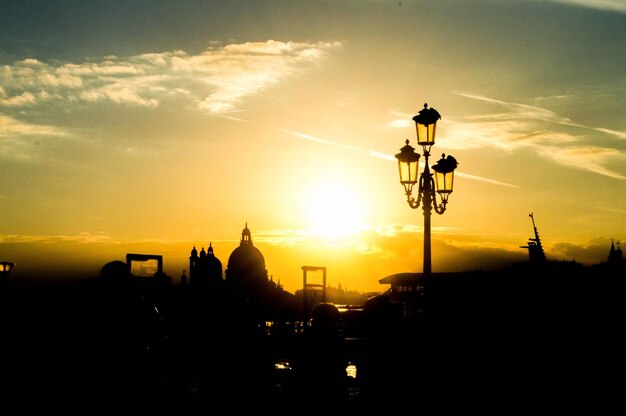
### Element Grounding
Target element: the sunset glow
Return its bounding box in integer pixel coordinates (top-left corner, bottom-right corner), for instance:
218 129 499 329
303 179 366 239
0 1 624 293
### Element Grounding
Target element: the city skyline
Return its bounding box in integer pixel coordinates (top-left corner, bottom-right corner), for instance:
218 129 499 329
1 1 625 293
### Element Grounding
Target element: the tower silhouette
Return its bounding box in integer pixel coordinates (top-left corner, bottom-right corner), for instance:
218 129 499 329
608 239 622 264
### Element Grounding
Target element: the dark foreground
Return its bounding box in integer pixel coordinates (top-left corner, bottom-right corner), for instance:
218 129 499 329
1 272 624 412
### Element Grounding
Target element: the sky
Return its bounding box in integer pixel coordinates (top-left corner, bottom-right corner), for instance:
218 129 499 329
0 0 624 293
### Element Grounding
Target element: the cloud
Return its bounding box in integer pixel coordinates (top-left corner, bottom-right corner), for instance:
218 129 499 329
369 150 396 161
595 127 626 140
275 127 362 152
275 124 519 188
552 236 620 264
0 91 37 106
0 114 66 137
548 0 626 14
537 145 626 180
455 171 520 188
0 40 342 114
0 232 118 244
250 228 311 246
453 91 626 180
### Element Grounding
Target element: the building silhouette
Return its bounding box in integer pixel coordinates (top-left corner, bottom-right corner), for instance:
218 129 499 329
608 239 623 264
188 242 223 290
225 222 269 293
3 218 624 410
187 223 296 322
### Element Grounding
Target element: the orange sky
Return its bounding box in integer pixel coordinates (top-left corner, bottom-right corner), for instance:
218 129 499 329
1 1 625 293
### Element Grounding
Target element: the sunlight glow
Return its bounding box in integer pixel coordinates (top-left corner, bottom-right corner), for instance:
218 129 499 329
302 180 365 239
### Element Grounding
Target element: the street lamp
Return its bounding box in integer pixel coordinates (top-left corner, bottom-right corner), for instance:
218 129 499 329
0 261 15 279
395 103 458 276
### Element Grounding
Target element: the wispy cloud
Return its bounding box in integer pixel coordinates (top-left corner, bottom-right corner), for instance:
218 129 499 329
0 40 341 115
455 91 626 141
452 91 626 180
0 232 118 244
251 224 426 254
215 112 250 123
548 0 626 14
276 124 519 188
537 145 626 180
274 127 362 152
595 127 626 140
0 114 66 137
369 150 395 161
0 40 342 162
456 171 520 188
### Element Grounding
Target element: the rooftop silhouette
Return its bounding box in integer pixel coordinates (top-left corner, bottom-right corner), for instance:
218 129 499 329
0 220 624 411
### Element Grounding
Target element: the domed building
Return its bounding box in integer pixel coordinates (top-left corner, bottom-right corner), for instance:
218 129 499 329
187 223 297 321
188 243 223 289
225 223 268 293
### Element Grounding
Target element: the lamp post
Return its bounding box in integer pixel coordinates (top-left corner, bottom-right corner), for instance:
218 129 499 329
395 103 458 276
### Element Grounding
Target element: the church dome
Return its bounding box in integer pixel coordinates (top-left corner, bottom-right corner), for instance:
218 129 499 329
227 223 265 272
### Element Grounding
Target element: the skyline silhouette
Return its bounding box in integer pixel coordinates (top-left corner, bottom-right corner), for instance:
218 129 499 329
1 215 623 293
1 227 623 411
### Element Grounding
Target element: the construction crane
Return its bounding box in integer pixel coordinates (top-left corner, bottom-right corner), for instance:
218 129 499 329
520 212 546 263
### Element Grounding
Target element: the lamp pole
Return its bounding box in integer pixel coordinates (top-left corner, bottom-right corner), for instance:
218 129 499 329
395 103 458 277
422 150 434 275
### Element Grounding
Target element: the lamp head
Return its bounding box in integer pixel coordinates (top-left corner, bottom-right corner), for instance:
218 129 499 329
432 153 458 202
412 103 441 148
395 139 420 192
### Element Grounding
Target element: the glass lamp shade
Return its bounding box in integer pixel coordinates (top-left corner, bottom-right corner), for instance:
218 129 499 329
395 140 420 185
412 103 441 146
434 170 454 194
432 153 458 201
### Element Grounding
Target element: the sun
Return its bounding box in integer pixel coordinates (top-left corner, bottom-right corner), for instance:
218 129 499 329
303 180 366 239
